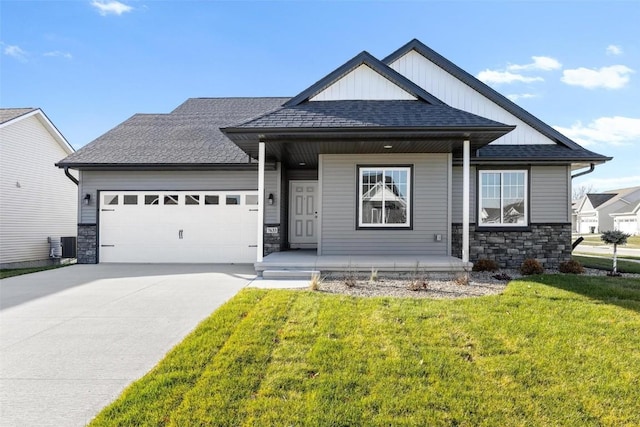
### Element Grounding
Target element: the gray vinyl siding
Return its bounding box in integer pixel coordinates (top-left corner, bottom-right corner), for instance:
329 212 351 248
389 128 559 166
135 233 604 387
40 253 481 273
320 153 450 256
80 168 279 224
451 165 570 224
530 165 570 223
452 166 477 223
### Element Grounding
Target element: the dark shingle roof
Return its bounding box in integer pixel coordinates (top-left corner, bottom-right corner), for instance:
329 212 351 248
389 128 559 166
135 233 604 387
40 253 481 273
58 98 287 166
233 100 509 129
0 108 36 124
473 144 611 162
587 193 617 208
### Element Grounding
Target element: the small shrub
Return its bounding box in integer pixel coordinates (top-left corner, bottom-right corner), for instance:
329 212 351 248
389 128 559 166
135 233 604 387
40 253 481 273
558 260 584 274
520 258 544 275
407 279 428 291
454 273 469 286
344 273 357 288
492 272 512 281
369 268 379 284
472 258 499 272
308 273 322 291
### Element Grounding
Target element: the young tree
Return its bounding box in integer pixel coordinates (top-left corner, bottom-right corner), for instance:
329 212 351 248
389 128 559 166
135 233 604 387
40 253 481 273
572 183 597 201
600 230 631 276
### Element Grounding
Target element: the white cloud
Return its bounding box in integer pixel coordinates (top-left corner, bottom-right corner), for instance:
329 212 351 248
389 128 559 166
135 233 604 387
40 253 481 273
91 0 133 16
507 93 538 101
606 44 623 56
3 44 28 61
561 65 634 89
553 116 640 147
44 50 72 59
576 175 640 192
507 56 562 72
476 70 544 85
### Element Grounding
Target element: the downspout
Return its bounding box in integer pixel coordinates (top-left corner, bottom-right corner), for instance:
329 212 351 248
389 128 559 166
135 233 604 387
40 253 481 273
64 167 79 185
571 163 595 180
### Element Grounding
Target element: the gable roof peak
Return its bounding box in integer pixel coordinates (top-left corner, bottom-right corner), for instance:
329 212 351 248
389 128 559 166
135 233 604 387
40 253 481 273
284 49 444 107
383 38 591 151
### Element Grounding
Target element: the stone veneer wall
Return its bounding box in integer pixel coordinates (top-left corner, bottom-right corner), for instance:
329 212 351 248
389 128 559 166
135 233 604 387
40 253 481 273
452 223 572 269
77 224 97 264
264 224 282 256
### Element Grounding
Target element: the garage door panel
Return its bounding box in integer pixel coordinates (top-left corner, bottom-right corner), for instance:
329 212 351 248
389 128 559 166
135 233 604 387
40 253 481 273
99 191 258 263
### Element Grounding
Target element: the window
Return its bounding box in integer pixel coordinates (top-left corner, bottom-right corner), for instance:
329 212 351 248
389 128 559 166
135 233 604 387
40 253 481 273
185 195 200 205
358 166 411 228
245 194 258 205
204 195 219 205
104 195 118 205
479 170 527 226
145 195 159 205
123 195 138 205
164 195 179 205
226 195 240 205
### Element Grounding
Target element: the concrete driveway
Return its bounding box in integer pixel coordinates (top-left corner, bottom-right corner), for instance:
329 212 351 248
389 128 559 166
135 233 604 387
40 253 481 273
0 263 255 427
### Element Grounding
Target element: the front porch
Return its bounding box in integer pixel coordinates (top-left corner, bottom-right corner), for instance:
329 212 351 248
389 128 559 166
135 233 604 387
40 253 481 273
255 250 472 278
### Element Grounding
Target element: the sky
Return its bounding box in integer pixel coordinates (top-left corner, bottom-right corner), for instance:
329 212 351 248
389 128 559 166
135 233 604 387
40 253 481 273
1 0 639 193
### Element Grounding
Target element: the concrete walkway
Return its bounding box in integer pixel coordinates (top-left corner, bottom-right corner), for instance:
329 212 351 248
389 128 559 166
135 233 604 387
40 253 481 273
0 264 257 427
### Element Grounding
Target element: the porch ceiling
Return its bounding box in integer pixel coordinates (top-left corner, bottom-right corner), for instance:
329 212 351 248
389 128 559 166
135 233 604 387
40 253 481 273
225 128 512 169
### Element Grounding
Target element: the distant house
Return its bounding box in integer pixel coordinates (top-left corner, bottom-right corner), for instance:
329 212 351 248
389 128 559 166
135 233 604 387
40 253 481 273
610 200 640 236
57 39 611 270
0 108 77 268
575 186 640 234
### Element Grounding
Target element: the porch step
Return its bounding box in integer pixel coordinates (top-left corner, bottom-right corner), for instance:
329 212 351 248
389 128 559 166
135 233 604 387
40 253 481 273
262 269 321 280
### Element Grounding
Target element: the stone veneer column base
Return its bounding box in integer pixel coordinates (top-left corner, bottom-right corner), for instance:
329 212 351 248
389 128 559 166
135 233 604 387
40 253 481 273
452 223 572 269
264 224 282 256
77 224 97 264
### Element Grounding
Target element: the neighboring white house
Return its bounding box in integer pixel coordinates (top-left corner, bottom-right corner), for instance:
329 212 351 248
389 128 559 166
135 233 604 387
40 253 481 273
610 200 640 236
575 186 640 234
0 108 77 268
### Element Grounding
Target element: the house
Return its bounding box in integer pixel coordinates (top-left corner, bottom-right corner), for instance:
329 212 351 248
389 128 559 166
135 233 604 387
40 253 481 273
56 39 611 270
575 186 640 234
0 108 77 268
610 201 640 235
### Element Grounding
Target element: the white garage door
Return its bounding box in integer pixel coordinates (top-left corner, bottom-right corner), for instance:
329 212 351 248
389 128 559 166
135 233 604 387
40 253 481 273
615 218 638 235
99 191 258 263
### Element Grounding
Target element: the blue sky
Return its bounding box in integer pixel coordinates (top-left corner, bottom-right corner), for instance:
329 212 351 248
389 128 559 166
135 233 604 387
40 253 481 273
2 0 639 192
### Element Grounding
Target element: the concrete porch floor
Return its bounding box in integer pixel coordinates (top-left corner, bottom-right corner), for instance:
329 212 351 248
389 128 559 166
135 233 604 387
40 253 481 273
255 250 472 275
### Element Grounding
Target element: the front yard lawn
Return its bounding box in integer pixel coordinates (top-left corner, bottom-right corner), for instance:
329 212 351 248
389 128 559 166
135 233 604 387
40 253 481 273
573 255 640 274
0 263 69 279
576 234 640 249
91 275 640 426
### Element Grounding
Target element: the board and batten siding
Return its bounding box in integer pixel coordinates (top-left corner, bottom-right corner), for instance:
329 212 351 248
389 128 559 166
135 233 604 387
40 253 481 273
451 165 570 224
79 167 280 224
0 115 77 265
310 64 417 101
319 153 450 256
389 50 555 145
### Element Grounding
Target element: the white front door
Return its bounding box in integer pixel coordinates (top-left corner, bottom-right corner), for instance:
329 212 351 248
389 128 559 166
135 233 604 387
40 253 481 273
289 181 318 248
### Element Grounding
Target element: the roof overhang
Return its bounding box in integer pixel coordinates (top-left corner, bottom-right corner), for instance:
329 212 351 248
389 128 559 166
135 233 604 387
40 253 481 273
223 126 514 169
55 162 276 171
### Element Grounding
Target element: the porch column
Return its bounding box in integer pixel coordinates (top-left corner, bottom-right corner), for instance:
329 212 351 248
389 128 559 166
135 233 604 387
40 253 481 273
462 139 470 263
257 140 265 262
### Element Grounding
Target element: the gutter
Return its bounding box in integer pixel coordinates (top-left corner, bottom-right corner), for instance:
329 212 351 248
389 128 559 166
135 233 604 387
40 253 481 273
63 167 79 185
571 163 595 179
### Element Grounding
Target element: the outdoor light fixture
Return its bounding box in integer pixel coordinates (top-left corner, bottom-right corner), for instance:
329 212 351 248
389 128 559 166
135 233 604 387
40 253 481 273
83 193 91 205
268 193 274 205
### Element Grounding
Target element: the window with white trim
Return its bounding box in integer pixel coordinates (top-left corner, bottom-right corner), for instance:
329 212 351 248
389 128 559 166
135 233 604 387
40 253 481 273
479 170 527 226
358 166 411 228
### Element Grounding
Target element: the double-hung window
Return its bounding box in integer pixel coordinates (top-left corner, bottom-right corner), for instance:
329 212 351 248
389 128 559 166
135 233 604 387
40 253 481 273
358 166 411 228
479 170 527 226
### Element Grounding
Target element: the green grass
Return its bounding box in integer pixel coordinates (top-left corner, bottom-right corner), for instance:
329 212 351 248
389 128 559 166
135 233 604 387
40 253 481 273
0 263 70 279
573 255 640 274
90 275 640 427
576 234 640 249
